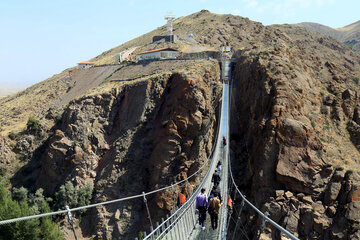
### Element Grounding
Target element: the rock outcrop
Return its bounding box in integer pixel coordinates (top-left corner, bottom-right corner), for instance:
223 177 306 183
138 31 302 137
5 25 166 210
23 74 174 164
0 136 15 178
35 61 221 239
230 19 360 240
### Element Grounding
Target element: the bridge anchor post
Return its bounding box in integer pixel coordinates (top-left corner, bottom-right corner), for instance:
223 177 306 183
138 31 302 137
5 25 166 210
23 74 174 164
261 211 270 232
143 192 154 232
66 205 78 240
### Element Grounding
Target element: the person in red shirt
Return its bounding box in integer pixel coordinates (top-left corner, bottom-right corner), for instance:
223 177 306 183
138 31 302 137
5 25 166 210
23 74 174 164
222 136 227 146
177 189 186 207
227 195 233 210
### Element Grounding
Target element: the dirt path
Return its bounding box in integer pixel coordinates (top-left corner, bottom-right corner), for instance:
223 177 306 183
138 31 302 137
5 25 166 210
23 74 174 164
56 65 119 106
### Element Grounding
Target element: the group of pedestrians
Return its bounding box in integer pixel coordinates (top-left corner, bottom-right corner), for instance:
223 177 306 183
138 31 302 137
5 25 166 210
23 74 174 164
192 136 229 231
195 162 225 231
195 187 223 231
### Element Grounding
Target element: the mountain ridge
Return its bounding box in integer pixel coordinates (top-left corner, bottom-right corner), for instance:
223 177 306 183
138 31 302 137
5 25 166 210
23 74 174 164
297 20 360 52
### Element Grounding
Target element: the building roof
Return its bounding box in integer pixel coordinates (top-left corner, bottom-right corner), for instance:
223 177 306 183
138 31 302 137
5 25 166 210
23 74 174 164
78 61 95 65
137 48 178 55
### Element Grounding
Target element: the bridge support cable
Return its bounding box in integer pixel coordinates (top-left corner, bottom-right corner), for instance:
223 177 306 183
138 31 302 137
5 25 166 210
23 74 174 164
66 205 78 240
143 191 154 231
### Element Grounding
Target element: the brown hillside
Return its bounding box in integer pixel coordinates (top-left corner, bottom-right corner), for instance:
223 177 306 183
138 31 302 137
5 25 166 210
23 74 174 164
297 20 360 52
1 10 360 240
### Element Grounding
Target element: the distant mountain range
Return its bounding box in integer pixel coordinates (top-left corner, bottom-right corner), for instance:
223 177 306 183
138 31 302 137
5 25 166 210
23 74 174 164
0 86 24 98
297 20 360 52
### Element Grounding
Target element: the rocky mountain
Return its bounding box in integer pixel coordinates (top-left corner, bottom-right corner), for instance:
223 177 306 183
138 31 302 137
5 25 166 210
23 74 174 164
1 9 360 239
297 21 360 52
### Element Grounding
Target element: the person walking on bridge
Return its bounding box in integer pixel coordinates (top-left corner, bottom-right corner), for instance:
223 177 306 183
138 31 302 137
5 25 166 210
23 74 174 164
210 185 222 203
208 192 222 230
212 169 221 187
195 188 208 230
217 161 222 172
222 136 227 146
177 189 186 207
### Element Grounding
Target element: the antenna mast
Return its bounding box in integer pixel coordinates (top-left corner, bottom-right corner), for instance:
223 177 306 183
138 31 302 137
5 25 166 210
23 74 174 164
164 12 176 36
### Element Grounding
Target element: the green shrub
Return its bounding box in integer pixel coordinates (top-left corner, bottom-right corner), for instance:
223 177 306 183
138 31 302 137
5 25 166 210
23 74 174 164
323 120 331 130
12 187 28 203
77 183 94 209
8 131 18 140
26 117 40 134
54 114 62 124
54 181 78 209
0 165 7 177
353 77 360 85
54 182 93 213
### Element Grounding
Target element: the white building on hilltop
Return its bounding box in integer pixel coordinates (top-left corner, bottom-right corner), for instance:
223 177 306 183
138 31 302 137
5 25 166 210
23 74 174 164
77 61 95 69
137 48 179 61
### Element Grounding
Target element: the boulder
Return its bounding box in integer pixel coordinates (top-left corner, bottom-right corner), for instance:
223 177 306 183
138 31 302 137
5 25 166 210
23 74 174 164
114 209 121 221
326 206 336 217
324 182 342 205
313 215 330 234
284 191 294 199
345 202 360 224
333 168 346 182
283 211 299 235
302 196 313 204
276 190 285 198
264 201 282 222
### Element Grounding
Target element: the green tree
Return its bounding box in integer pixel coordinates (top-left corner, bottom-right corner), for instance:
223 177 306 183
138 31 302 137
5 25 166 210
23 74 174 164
54 181 78 209
78 183 93 206
12 187 28 203
28 188 47 214
55 182 93 212
0 183 63 240
39 204 63 240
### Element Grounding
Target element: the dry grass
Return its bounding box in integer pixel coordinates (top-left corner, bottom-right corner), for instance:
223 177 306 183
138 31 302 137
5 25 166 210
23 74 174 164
86 59 219 96
319 119 360 173
0 70 71 136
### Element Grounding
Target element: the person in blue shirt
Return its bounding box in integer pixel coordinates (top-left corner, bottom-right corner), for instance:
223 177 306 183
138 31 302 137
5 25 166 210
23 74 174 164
195 188 208 230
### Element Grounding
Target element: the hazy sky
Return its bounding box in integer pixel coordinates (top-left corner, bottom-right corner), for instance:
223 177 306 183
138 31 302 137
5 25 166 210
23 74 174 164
0 0 359 89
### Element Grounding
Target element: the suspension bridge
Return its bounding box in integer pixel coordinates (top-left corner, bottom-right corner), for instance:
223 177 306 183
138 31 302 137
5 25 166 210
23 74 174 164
0 60 299 240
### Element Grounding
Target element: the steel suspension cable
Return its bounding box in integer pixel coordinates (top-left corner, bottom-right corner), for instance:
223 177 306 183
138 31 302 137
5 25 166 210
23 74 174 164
0 140 215 226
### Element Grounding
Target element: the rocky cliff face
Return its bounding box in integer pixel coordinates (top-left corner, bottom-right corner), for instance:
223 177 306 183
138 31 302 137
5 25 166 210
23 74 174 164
0 136 15 178
230 22 360 240
34 61 221 239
